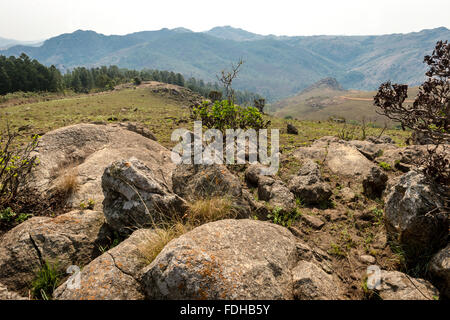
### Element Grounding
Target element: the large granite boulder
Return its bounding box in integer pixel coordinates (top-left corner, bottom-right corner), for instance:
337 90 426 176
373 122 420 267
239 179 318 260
374 270 439 300
102 158 187 235
384 171 448 260
429 244 450 299
0 210 110 294
54 229 158 300
26 123 174 210
141 219 341 300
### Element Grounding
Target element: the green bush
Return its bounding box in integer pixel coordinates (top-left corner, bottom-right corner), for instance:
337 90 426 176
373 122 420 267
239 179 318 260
191 100 270 132
267 207 301 227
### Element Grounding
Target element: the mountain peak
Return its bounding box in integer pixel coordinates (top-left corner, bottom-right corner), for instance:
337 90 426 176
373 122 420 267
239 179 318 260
204 26 264 41
301 78 344 94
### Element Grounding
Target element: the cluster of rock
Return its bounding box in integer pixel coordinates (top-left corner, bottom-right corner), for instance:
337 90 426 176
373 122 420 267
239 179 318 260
0 124 448 301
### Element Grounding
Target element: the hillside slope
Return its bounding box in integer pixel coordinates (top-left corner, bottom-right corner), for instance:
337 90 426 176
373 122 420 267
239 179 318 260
1 27 448 100
271 78 420 124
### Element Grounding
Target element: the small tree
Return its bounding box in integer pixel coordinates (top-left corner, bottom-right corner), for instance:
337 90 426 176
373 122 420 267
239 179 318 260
217 59 244 104
0 124 40 209
254 98 266 114
374 40 449 185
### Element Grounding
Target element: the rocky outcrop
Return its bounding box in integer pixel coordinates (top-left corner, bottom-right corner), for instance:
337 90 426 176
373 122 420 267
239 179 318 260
288 160 332 205
362 166 388 198
293 137 383 182
142 219 298 300
375 271 439 300
292 261 340 300
26 123 174 210
245 164 296 213
0 210 110 293
141 219 340 300
54 229 158 300
384 171 448 259
102 158 186 235
429 244 450 299
173 164 252 216
0 283 28 300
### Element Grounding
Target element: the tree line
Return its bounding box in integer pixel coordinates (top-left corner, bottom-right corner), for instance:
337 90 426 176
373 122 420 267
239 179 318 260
0 53 263 105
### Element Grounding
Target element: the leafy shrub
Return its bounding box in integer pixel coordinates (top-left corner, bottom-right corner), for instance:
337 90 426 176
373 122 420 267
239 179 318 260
191 100 270 131
0 127 40 209
374 40 449 185
378 162 392 171
267 207 301 227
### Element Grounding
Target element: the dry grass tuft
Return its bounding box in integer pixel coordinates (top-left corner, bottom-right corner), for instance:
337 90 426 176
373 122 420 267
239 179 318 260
185 197 235 225
139 222 188 264
137 197 235 265
54 167 79 196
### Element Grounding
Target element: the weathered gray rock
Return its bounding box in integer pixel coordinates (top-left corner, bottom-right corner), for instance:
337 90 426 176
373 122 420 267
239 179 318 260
348 140 392 160
429 244 450 299
293 137 382 182
339 187 357 203
54 229 158 300
375 271 439 300
301 214 325 230
26 123 174 210
359 255 376 264
172 164 252 217
325 143 378 180
367 136 394 144
102 158 187 235
362 166 388 198
0 283 28 300
0 210 110 293
288 160 332 205
258 177 296 213
292 261 341 300
384 171 448 259
142 219 299 300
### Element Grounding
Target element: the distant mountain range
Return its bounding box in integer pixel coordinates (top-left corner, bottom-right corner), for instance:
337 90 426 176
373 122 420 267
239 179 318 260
0 36 43 50
1 26 449 101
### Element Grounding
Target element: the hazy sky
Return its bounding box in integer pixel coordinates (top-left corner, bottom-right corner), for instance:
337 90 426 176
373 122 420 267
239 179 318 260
1 0 450 41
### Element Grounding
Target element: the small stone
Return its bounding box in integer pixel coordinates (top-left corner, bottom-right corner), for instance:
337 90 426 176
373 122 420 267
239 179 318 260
359 255 376 264
301 215 325 230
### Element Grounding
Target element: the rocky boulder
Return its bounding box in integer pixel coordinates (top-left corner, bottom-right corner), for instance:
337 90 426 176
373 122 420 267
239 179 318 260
293 137 383 183
141 219 341 300
26 123 174 210
54 229 158 300
0 283 27 300
384 171 448 260
429 244 450 299
292 261 341 300
374 270 439 300
142 219 299 300
102 158 187 235
244 164 296 213
172 164 252 216
362 166 388 199
258 177 297 213
0 210 110 293
288 160 332 205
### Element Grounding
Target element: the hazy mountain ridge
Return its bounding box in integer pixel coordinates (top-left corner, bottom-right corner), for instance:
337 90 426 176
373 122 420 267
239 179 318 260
1 26 449 101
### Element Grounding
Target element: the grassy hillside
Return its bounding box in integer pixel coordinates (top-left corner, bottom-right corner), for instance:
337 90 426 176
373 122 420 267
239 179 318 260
270 82 420 126
2 27 448 101
0 83 410 152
